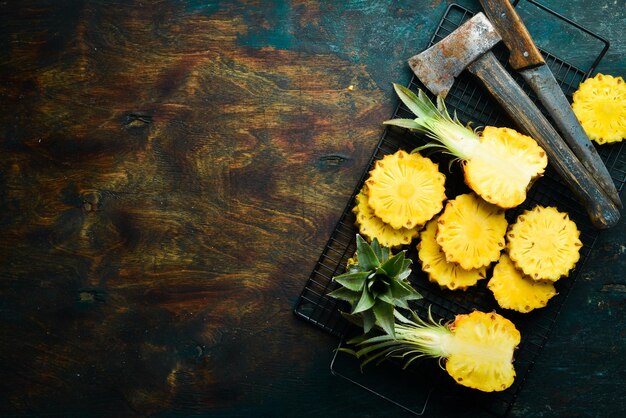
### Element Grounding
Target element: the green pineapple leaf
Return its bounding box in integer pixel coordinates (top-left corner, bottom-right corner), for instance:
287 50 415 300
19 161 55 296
383 118 421 130
356 234 379 271
328 234 422 337
376 287 394 305
380 246 390 262
398 258 412 280
353 288 375 314
380 251 408 278
373 301 396 338
327 287 360 305
391 83 425 118
333 271 368 291
369 238 384 262
361 310 376 334
390 277 412 299
394 298 410 310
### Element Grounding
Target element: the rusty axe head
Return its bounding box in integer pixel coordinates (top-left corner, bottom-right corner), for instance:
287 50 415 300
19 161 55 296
409 13 501 97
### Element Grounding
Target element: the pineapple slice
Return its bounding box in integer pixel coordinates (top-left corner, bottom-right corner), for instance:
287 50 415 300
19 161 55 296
437 193 507 270
348 309 521 392
353 186 419 248
418 216 487 290
507 206 582 282
572 73 626 144
384 84 547 208
365 150 446 229
488 253 557 313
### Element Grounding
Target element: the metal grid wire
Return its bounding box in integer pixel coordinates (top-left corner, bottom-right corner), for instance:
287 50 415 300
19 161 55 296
294 2 624 416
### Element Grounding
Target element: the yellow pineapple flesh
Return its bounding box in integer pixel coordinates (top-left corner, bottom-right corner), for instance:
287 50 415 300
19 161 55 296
349 309 521 392
353 186 419 248
464 127 548 208
488 253 557 313
507 206 582 282
365 150 446 230
418 216 487 290
572 73 626 144
445 311 521 392
436 193 508 270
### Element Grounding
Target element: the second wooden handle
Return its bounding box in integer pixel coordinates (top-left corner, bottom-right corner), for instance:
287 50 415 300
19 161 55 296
480 0 544 69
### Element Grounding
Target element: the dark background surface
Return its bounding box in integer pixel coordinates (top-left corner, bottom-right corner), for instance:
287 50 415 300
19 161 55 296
1 1 624 417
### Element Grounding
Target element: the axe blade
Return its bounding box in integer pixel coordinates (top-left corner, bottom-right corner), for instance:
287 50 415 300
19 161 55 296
408 12 502 97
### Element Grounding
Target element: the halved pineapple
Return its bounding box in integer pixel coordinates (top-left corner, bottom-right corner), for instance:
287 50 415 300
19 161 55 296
365 150 446 230
436 193 508 270
347 309 521 392
463 127 548 208
384 84 547 208
445 311 520 392
488 253 557 313
572 73 626 144
353 186 419 248
418 216 487 290
507 206 582 282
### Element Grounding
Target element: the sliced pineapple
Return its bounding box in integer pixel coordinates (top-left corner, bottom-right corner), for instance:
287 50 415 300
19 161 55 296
418 216 487 290
572 73 626 144
488 253 557 313
353 186 420 248
464 127 548 208
436 193 507 270
507 206 582 282
365 150 446 230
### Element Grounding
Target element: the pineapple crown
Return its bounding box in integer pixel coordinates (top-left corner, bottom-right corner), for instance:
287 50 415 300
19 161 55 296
328 234 421 337
383 83 480 165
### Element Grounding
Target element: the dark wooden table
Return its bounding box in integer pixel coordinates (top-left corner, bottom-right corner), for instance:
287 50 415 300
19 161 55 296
1 1 624 417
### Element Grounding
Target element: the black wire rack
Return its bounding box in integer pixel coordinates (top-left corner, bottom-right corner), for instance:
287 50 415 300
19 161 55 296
293 1 625 416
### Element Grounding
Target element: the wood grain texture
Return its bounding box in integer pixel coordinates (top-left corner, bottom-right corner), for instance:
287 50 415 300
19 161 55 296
479 0 544 69
0 1 392 415
0 1 624 417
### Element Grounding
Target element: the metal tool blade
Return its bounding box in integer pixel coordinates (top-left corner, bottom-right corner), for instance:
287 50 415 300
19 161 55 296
520 65 621 207
408 13 501 98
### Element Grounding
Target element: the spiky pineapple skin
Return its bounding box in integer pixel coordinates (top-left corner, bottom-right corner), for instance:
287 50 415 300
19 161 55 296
445 311 520 392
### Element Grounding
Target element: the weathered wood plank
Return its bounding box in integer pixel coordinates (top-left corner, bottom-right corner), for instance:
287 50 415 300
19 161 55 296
0 0 396 415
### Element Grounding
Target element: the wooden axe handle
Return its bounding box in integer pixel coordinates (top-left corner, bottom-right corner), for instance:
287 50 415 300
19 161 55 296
468 52 620 229
480 0 544 69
